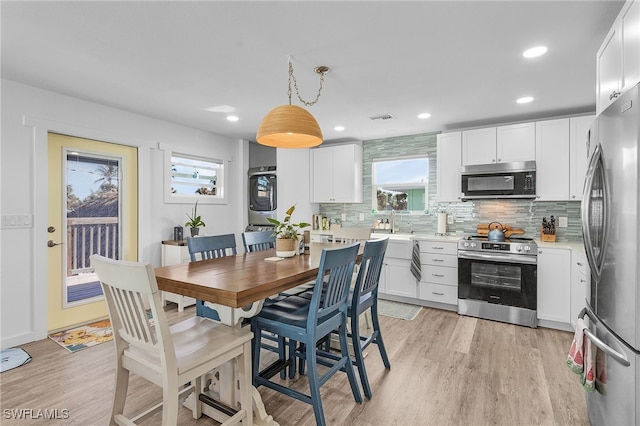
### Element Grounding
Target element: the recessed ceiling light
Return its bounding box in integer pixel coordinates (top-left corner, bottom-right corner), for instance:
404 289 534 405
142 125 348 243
417 113 431 119
523 46 547 58
334 126 345 131
226 115 239 122
516 96 534 104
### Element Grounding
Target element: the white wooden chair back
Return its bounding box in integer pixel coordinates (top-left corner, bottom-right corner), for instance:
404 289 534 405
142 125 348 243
331 227 372 244
91 255 175 370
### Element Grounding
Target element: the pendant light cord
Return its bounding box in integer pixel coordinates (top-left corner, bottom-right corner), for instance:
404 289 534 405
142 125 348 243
288 59 327 107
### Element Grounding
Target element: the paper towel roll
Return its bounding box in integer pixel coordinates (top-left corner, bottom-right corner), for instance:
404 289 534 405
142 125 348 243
437 213 447 234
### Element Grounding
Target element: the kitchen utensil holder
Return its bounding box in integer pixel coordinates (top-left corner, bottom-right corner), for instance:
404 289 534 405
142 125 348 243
540 227 556 242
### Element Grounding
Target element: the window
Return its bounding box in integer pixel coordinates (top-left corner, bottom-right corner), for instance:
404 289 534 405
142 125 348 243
372 156 429 213
164 150 226 204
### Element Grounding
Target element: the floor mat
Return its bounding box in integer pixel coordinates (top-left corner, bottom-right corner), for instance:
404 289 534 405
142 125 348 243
1 348 32 372
377 300 422 320
48 319 113 353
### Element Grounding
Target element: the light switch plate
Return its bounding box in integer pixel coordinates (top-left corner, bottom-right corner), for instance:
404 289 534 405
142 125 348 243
1 214 33 229
558 216 568 228
447 214 454 225
359 213 365 221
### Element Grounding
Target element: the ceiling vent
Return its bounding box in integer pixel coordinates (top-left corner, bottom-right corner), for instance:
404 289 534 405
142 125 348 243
369 113 396 121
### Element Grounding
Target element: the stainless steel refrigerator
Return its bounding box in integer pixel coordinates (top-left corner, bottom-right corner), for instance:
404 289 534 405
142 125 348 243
581 83 640 426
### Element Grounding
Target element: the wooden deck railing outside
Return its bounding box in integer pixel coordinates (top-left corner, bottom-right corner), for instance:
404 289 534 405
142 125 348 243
67 217 119 275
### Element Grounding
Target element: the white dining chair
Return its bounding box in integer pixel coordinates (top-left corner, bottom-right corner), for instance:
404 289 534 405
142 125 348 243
90 255 253 426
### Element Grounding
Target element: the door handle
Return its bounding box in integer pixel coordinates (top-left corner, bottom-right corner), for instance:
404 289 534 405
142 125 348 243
47 240 64 247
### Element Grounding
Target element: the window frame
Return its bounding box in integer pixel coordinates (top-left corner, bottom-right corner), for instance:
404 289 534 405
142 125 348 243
371 155 429 214
163 149 227 204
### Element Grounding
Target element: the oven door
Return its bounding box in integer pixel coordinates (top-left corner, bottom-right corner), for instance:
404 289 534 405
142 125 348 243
458 251 537 309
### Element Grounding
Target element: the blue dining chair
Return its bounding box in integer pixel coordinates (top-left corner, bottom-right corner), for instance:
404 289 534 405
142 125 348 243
295 238 391 399
241 230 275 252
251 243 363 426
344 237 390 398
186 234 237 320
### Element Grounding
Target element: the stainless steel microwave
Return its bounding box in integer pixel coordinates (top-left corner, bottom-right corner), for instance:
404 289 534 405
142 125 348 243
460 161 536 201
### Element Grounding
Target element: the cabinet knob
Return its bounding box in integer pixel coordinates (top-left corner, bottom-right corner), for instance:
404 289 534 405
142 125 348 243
571 195 576 199
492 159 496 163
609 91 621 100
497 158 502 162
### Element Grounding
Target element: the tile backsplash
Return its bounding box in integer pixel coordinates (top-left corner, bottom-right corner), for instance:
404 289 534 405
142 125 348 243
319 132 583 242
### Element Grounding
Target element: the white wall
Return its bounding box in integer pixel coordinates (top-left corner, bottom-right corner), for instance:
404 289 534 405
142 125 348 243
276 148 318 229
0 79 248 348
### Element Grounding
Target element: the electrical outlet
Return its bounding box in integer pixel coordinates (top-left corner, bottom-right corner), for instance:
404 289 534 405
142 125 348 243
341 213 347 221
359 213 365 221
447 214 454 225
558 216 568 228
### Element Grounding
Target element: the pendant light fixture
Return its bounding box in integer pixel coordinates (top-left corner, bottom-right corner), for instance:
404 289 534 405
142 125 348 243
256 57 329 148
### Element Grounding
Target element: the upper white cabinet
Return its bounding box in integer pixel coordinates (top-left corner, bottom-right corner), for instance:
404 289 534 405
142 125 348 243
462 122 535 166
496 122 536 163
310 143 363 203
569 115 596 201
462 127 497 165
535 116 595 201
597 0 640 115
535 119 570 201
436 131 462 202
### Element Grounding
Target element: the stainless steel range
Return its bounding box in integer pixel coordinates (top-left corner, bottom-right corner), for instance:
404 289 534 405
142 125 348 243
457 235 538 328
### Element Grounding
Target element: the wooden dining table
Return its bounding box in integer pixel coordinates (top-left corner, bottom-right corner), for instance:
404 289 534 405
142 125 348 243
153 242 361 426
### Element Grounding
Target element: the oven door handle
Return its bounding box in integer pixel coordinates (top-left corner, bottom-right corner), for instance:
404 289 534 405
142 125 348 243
457 251 537 265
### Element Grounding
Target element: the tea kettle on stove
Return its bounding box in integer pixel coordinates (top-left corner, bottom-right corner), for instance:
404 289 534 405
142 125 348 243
488 222 507 242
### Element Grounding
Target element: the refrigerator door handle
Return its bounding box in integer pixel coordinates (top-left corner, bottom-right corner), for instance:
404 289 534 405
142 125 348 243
579 308 631 367
580 143 609 282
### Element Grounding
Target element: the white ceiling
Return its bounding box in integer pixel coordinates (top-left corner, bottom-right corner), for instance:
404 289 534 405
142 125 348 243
1 1 624 143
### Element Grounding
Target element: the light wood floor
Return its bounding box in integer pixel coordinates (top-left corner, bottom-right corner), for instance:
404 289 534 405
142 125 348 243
0 305 589 425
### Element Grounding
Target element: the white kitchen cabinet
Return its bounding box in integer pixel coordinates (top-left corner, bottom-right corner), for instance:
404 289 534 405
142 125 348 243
310 143 363 203
161 240 196 311
537 247 571 324
597 0 640 115
418 240 458 306
462 122 535 166
569 115 596 200
570 250 590 330
378 239 416 298
436 131 462 202
462 127 497 165
496 122 536 163
535 118 570 201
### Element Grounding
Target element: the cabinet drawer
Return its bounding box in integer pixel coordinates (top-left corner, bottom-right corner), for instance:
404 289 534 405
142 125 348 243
419 282 458 305
420 265 458 286
419 241 457 256
420 252 457 268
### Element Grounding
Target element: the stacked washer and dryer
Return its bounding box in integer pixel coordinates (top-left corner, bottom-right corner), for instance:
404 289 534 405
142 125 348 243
247 166 277 232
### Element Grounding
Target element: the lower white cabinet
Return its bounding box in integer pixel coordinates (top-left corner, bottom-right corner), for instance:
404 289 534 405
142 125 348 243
161 240 196 311
570 250 590 329
418 240 458 305
537 247 571 324
379 239 416 298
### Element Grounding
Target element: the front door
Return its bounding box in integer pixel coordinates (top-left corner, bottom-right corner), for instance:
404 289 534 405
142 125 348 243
47 133 138 332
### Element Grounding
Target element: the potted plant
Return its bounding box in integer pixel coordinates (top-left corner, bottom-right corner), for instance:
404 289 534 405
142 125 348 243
185 201 206 237
268 204 310 257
